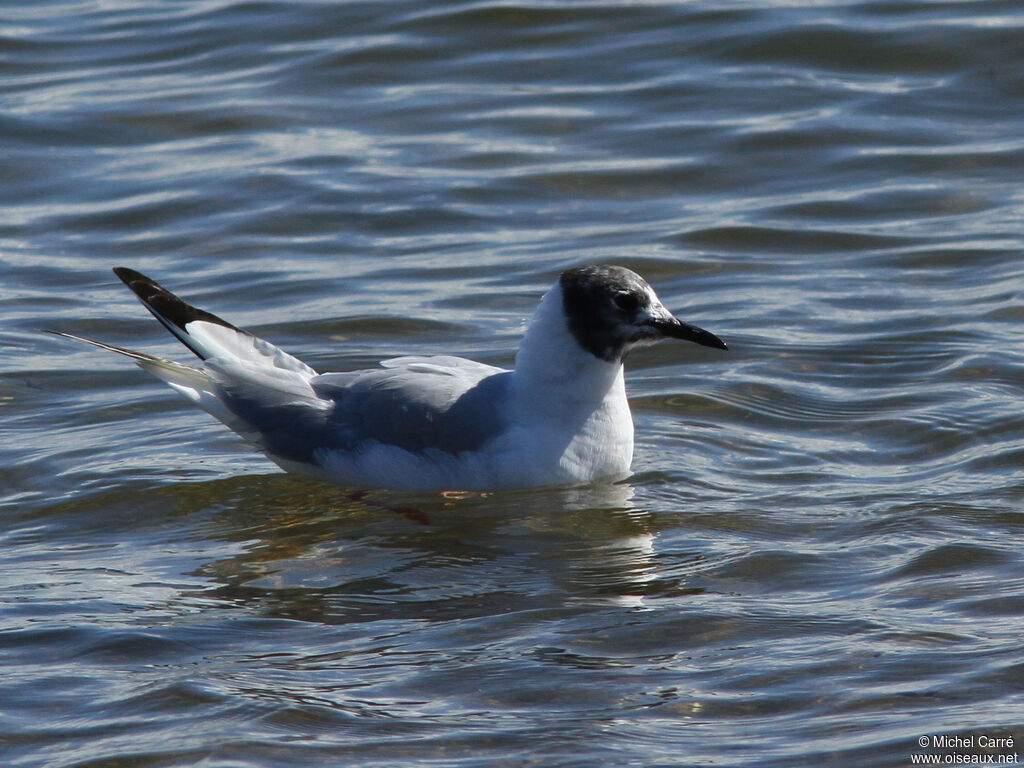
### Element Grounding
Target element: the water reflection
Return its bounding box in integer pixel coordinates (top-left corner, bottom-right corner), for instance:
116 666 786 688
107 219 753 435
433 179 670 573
161 474 686 622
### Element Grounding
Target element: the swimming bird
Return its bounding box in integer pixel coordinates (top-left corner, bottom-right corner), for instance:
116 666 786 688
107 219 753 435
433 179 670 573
49 265 726 492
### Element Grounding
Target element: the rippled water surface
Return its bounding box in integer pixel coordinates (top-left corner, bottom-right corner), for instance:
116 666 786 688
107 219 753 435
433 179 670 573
4 1 1024 766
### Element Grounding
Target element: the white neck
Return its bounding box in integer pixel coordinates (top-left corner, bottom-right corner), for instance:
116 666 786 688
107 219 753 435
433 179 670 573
507 283 635 485
513 284 625 408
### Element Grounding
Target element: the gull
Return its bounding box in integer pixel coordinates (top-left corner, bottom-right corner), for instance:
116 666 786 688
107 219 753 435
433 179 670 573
49 265 726 492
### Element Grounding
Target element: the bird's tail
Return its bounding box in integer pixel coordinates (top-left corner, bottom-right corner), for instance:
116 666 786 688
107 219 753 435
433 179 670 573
112 267 318 378
47 270 331 465
44 330 246 429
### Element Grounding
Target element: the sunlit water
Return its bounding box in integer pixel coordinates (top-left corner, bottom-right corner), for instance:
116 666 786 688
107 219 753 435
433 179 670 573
3 1 1024 766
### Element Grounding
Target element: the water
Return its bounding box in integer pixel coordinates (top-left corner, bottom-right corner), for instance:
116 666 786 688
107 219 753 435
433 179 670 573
3 1 1024 765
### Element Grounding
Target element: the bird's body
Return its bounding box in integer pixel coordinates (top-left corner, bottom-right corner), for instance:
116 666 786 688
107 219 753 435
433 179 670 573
51 265 725 492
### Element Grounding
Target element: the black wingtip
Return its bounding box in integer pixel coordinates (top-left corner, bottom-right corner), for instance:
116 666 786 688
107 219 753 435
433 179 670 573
113 266 144 284
113 266 168 305
113 266 242 359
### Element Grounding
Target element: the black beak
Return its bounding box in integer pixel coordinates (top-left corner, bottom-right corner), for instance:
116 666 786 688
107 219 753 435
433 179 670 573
653 318 728 350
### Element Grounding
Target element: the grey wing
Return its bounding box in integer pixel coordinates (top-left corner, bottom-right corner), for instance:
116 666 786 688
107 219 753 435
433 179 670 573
312 357 512 455
202 359 332 465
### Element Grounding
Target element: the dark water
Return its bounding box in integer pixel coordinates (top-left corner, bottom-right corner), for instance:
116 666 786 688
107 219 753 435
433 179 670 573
3 1 1024 766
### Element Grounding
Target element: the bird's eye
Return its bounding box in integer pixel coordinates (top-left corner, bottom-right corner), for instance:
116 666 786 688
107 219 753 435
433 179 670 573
612 291 640 313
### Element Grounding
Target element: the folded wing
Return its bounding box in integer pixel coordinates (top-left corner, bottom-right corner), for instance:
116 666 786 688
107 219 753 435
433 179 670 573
56 270 512 478
311 357 510 456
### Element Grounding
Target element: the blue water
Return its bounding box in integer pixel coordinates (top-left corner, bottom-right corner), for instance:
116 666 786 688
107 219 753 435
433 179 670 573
3 1 1024 766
